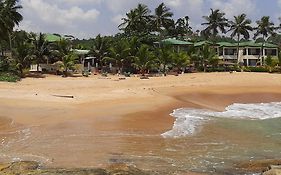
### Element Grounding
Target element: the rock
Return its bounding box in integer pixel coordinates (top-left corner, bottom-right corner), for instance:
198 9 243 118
0 161 152 175
263 169 281 175
236 159 281 172
263 165 281 175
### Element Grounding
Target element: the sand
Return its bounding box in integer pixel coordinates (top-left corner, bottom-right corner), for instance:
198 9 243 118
0 72 281 173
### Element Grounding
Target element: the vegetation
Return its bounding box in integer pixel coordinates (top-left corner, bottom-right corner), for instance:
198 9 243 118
1 1 281 82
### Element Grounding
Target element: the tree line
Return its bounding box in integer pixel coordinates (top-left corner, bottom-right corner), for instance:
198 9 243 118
1 1 281 81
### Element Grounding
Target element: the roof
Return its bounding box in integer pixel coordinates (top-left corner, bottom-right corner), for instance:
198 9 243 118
73 49 90 55
217 42 237 47
194 40 216 47
161 38 193 45
45 34 63 42
218 41 278 48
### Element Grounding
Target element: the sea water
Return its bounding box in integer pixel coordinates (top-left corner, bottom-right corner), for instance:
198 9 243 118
159 102 281 173
1 102 281 174
162 102 281 138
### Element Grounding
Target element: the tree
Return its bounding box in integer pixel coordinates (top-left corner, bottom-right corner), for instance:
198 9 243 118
152 3 173 36
89 34 110 67
132 45 155 76
202 9 229 41
30 33 50 71
119 4 151 36
254 16 277 65
103 39 131 73
155 46 173 75
197 45 218 72
175 16 193 38
229 14 253 62
171 51 190 74
0 0 23 50
61 52 77 77
12 30 32 76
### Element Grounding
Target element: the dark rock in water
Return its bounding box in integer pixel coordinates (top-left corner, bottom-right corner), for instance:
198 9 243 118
263 165 281 175
236 159 281 174
0 161 152 175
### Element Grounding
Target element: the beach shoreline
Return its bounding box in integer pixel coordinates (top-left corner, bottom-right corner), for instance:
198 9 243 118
1 72 281 174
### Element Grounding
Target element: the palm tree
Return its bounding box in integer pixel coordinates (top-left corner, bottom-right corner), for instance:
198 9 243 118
171 51 190 74
132 45 155 76
30 33 50 71
202 9 229 41
0 0 23 50
152 3 173 36
197 45 218 72
254 16 277 65
61 52 77 77
103 39 131 73
155 46 173 75
175 16 193 38
12 30 32 76
229 14 253 62
119 4 151 36
89 34 109 67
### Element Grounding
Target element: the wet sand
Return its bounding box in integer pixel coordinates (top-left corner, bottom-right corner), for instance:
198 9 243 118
0 72 281 173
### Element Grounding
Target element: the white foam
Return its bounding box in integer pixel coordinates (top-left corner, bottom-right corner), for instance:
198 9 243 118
162 102 281 138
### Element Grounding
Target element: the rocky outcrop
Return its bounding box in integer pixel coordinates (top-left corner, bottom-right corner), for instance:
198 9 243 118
263 165 281 175
0 161 152 175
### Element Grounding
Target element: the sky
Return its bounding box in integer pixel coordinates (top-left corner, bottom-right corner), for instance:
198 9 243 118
18 0 281 39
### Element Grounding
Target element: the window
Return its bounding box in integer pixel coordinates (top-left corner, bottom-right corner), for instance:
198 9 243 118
265 49 277 56
248 48 261 55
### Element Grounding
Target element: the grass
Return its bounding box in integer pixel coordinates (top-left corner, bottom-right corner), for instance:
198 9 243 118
0 72 20 82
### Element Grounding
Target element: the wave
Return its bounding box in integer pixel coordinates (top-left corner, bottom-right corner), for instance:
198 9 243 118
162 102 281 138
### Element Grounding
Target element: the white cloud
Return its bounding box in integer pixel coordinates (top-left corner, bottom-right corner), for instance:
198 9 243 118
19 0 100 38
209 0 257 19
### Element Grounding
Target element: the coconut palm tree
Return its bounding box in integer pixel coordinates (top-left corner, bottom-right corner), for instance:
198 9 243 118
132 45 155 76
229 14 253 62
103 39 131 73
119 4 151 36
202 9 229 41
155 45 173 75
12 30 32 76
61 52 77 77
30 33 50 71
0 0 23 50
197 45 218 72
152 3 173 36
89 34 109 67
171 51 190 74
254 16 277 64
175 16 193 38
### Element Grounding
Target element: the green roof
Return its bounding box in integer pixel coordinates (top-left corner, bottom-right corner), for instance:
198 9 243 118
217 41 278 48
161 38 193 45
217 42 237 47
45 34 63 42
194 40 216 47
73 49 90 55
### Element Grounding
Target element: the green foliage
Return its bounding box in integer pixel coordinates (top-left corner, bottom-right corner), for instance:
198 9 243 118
133 45 155 75
0 0 23 41
60 52 77 76
154 46 173 74
244 66 269 72
171 51 190 73
0 72 20 82
265 55 273 67
201 9 229 39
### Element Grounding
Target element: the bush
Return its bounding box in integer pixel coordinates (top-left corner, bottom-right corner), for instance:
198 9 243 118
0 72 20 82
244 67 269 72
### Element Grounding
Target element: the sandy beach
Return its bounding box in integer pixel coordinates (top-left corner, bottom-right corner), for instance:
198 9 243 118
1 72 281 174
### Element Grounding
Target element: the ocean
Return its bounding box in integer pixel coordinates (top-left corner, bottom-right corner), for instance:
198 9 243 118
1 102 281 174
